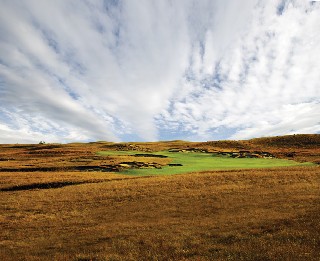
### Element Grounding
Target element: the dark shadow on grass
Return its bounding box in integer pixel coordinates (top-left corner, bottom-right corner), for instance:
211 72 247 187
134 154 168 158
0 176 147 192
0 166 114 172
0 180 104 192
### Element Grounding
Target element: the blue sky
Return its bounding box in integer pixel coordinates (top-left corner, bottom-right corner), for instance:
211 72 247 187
0 0 319 143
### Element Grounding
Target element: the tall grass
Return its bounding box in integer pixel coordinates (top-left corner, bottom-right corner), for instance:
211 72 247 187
0 166 319 260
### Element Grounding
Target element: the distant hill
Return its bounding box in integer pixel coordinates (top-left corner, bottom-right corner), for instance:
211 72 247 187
247 134 320 148
202 134 319 149
198 134 320 163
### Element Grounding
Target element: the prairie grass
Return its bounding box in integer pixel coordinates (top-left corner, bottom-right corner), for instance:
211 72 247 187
1 166 319 260
0 136 319 260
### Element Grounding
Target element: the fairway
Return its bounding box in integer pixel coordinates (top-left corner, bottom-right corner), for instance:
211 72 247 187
98 150 313 176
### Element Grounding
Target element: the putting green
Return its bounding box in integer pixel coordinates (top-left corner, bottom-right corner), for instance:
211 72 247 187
97 150 313 176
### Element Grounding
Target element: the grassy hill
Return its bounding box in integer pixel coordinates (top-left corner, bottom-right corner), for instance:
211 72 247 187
247 134 320 148
0 134 319 260
199 134 320 150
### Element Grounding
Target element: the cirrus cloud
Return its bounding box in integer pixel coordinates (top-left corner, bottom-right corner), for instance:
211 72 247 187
0 0 319 143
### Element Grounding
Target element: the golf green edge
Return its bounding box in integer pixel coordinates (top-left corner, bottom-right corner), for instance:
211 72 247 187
96 150 314 176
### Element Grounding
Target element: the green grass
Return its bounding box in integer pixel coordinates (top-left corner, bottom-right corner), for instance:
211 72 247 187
97 151 314 176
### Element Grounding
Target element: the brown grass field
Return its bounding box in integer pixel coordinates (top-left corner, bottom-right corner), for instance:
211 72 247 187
0 134 319 260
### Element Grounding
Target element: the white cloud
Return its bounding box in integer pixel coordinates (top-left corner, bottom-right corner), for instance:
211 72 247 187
0 0 319 143
158 0 320 140
230 102 320 140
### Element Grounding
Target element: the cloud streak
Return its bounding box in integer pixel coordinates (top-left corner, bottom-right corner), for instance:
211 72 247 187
0 0 319 143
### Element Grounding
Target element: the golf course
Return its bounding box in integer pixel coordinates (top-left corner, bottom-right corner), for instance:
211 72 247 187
98 150 313 176
0 134 319 260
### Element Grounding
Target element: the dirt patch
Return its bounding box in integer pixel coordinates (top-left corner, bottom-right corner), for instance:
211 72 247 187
102 143 151 152
217 151 275 158
118 161 162 169
168 163 183 167
75 162 163 172
169 148 208 153
134 154 168 158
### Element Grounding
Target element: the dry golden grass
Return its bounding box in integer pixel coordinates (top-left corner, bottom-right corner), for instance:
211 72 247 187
1 134 319 171
1 166 319 260
0 135 319 260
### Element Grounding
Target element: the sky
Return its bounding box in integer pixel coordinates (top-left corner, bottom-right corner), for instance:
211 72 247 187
0 0 319 143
